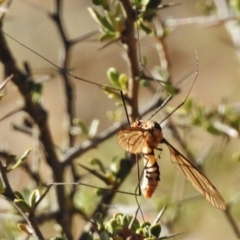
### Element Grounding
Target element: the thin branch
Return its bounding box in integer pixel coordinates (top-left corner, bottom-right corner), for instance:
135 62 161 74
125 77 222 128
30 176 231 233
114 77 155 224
49 0 76 148
120 0 140 120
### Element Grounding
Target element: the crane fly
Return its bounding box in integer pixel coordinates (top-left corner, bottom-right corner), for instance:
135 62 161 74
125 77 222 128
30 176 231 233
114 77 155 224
117 118 226 210
1 10 226 211
116 13 226 210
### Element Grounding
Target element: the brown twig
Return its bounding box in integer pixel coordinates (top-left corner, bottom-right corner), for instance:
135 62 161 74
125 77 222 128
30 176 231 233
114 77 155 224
0 18 74 240
49 0 76 147
120 0 140 120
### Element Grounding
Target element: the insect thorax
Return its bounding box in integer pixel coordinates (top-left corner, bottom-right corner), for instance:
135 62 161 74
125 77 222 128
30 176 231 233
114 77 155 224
132 120 163 149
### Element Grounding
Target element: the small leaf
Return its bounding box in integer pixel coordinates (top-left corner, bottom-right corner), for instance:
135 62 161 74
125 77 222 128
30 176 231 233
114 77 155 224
122 214 131 226
105 11 118 30
138 19 154 34
107 68 121 88
136 228 144 235
99 32 118 41
104 221 115 234
8 149 32 171
29 189 40 207
18 223 33 235
149 224 161 237
141 222 151 228
89 119 100 138
129 217 140 232
14 191 24 200
90 158 106 173
118 73 128 92
103 88 120 99
95 212 104 230
14 199 31 213
205 123 221 135
74 118 89 136
88 7 105 26
88 8 114 32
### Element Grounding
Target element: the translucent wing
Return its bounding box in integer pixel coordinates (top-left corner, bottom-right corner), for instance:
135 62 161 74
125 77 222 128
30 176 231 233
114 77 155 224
162 138 226 210
117 127 147 154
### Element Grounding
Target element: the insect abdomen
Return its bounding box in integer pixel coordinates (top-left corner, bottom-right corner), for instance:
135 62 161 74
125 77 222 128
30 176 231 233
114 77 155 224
141 154 160 198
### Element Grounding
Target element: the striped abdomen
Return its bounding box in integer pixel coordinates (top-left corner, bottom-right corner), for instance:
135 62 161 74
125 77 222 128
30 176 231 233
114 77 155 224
141 151 160 198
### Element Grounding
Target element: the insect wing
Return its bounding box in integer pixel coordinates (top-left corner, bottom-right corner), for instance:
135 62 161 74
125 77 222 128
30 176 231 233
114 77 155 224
162 139 226 210
117 127 147 154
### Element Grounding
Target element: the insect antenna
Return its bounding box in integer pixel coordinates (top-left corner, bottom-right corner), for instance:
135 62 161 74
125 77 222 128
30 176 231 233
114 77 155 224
159 52 199 124
135 15 199 123
135 17 173 120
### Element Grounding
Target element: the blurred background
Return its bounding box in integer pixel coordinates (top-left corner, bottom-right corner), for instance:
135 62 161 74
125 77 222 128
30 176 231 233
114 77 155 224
0 0 240 239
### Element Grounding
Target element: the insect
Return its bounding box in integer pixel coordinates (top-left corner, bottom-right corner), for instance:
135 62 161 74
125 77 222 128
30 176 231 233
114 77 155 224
117 118 227 210
1 2 226 212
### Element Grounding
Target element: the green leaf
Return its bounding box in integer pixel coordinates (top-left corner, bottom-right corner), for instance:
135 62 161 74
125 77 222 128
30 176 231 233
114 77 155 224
149 224 161 237
99 32 118 41
129 217 140 232
88 8 114 32
105 219 119 233
118 73 128 92
115 1 124 18
29 189 40 207
138 19 153 34
8 149 32 171
90 158 106 173
141 221 151 228
18 223 32 235
14 191 24 200
136 227 144 235
103 88 120 99
107 68 121 88
14 199 31 213
105 11 118 30
205 123 221 135
74 118 89 136
95 212 104 230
